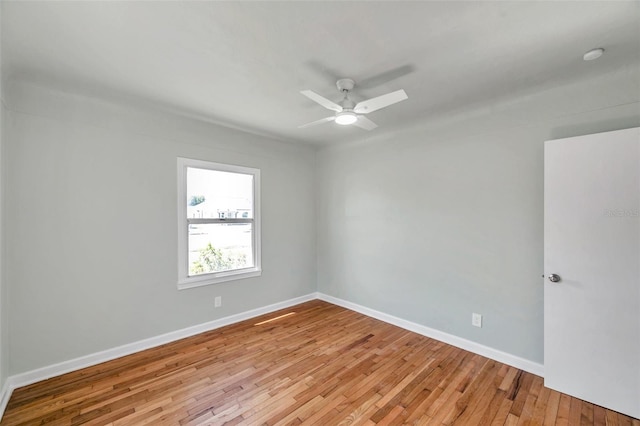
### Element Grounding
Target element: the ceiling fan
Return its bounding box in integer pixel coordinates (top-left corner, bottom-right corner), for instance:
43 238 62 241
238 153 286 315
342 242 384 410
299 79 408 131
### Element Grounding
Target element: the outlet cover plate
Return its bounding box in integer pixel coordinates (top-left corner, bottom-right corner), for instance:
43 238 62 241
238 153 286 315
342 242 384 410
472 313 482 328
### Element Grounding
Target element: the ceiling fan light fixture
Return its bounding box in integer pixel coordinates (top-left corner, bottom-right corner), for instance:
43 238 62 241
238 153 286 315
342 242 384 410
335 112 357 125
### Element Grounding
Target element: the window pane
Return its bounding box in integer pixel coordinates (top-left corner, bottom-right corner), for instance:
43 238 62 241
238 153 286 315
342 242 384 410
188 223 253 276
186 167 253 219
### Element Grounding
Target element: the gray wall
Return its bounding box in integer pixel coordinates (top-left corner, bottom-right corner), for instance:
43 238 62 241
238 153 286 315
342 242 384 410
4 82 317 374
317 68 640 364
0 99 4 390
0 89 5 392
0 1 7 388
2 65 639 377
0 96 5 388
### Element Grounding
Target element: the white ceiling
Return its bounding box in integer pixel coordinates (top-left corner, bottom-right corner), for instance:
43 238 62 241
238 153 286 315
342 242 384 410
2 1 639 146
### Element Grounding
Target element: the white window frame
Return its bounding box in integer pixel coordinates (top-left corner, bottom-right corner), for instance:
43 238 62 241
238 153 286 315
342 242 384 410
177 157 261 290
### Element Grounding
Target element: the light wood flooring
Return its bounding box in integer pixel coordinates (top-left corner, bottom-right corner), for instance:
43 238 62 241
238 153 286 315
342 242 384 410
2 300 638 425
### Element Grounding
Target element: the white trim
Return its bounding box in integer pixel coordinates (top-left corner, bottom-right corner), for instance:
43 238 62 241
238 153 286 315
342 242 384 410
0 293 318 420
0 379 13 422
316 293 545 377
178 270 262 290
176 157 262 290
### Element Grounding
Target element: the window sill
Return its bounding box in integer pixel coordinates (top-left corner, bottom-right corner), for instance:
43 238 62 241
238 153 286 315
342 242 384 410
177 268 262 290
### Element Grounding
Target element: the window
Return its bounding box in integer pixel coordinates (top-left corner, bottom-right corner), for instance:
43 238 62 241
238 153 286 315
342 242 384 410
177 158 261 289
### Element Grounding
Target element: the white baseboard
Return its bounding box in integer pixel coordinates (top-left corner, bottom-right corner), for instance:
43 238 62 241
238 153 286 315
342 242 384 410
0 379 12 422
0 291 544 420
316 293 545 377
0 292 318 419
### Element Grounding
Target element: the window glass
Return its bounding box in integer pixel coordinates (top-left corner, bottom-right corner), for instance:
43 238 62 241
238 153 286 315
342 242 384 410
178 158 261 289
186 168 253 219
188 223 253 275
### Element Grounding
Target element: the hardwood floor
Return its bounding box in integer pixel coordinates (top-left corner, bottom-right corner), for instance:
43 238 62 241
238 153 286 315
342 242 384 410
2 300 638 425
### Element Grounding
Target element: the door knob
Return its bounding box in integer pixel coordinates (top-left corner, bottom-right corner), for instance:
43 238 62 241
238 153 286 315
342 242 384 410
548 274 561 283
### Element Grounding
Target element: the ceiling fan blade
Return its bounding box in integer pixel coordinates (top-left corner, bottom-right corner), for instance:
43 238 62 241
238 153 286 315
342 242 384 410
354 90 408 114
298 116 335 129
300 90 343 112
353 116 378 131
359 64 415 89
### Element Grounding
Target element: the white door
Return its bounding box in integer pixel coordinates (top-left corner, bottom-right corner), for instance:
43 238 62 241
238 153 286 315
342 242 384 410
544 127 639 419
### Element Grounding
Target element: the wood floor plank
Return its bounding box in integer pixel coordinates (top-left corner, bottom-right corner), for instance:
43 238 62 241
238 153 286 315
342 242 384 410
490 398 514 426
543 390 561 426
593 404 607 426
1 300 637 425
580 400 594 426
475 389 508 425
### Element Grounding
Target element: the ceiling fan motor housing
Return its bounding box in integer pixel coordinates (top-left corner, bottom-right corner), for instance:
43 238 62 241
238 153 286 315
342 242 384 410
336 78 355 93
341 99 356 110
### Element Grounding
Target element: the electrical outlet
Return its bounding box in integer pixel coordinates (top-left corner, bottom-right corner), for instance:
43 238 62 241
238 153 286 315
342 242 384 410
214 296 222 308
472 313 482 328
